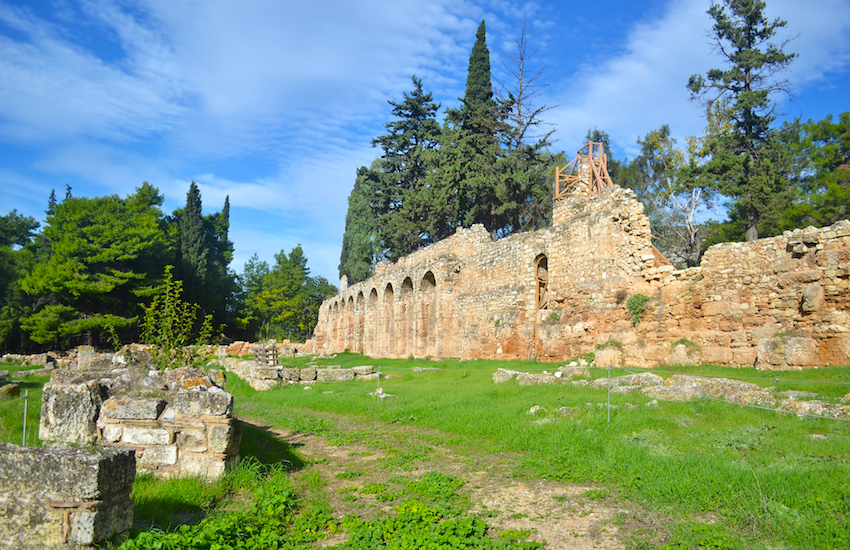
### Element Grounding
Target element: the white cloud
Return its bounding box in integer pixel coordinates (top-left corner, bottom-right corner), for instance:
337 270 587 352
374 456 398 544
544 0 850 158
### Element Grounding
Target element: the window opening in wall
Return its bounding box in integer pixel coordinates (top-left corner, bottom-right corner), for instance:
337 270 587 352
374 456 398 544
536 255 549 310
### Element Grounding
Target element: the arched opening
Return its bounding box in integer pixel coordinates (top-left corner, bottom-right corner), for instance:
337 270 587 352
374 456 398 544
533 254 549 360
346 296 355 351
368 288 378 355
355 292 365 354
383 283 395 356
399 277 414 357
420 271 437 356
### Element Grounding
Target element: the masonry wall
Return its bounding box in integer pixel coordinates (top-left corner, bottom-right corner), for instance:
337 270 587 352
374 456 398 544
314 185 850 369
39 366 241 478
0 443 134 548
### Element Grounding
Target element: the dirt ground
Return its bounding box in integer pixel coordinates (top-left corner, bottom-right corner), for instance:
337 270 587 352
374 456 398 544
250 418 666 550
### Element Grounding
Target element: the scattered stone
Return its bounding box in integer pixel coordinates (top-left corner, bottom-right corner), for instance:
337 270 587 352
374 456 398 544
493 368 522 383
642 375 775 407
527 405 546 415
0 383 20 399
411 366 439 372
777 399 850 420
384 373 402 380
369 387 395 400
777 390 819 399
644 400 658 408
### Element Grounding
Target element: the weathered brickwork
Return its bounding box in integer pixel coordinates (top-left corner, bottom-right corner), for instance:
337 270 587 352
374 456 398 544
0 443 135 548
315 184 850 369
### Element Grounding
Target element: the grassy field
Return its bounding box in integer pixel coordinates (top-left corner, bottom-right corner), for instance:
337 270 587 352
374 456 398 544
0 362 48 446
2 354 848 549
231 353 850 549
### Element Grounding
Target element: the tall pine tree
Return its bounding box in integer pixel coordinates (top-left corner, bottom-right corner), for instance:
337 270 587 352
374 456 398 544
687 0 796 241
371 76 442 259
339 163 381 283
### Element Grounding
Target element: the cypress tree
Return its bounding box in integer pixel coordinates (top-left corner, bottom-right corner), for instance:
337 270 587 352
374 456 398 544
339 164 381 283
440 19 503 238
178 182 208 306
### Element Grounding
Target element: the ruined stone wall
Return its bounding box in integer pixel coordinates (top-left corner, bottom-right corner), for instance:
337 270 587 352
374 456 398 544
0 443 134 548
314 184 850 369
39 366 241 478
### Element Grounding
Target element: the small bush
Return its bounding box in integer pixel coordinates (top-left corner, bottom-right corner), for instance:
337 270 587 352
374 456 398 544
596 339 623 351
626 294 653 326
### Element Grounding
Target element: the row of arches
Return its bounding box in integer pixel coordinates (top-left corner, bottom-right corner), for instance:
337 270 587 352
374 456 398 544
323 271 440 358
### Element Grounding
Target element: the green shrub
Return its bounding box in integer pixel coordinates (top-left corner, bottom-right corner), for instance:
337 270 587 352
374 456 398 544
626 294 653 326
596 338 622 351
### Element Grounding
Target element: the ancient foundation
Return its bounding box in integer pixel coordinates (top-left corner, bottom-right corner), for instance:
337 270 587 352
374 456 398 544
40 363 241 478
314 185 850 369
0 443 135 548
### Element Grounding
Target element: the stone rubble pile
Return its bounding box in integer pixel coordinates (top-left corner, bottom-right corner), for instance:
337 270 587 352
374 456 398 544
496 366 848 419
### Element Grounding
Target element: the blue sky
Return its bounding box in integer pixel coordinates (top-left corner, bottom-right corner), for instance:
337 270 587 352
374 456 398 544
1 0 849 285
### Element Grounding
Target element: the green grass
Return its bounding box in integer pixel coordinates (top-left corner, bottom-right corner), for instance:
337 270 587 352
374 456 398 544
230 353 850 549
0 361 49 446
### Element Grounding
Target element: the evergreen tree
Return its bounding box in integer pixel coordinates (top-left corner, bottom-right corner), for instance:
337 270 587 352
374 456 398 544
371 76 442 259
19 186 170 346
687 0 796 241
339 165 380 283
178 182 209 307
440 19 503 238
783 112 850 228
46 189 56 217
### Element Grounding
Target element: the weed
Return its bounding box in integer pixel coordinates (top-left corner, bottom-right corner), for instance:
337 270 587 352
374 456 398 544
596 338 623 351
583 488 610 500
335 470 363 479
549 312 560 321
671 337 701 355
626 294 653 326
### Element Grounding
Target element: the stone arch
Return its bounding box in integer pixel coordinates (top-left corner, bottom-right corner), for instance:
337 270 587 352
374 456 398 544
420 271 437 357
535 254 549 310
383 283 395 356
399 277 414 357
368 288 379 355
346 296 355 351
355 292 365 354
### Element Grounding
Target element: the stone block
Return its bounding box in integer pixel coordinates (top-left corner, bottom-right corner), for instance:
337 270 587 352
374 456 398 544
101 396 166 420
253 366 281 380
778 269 822 288
801 284 825 313
352 365 374 375
208 369 226 388
300 366 317 380
316 368 355 382
123 426 172 446
281 367 300 381
138 445 178 467
357 373 380 382
180 453 231 478
39 381 104 445
177 428 207 453
0 383 20 399
785 337 819 367
208 421 241 454
171 390 233 417
596 347 623 367
248 379 279 391
0 444 134 547
493 368 521 383
101 424 123 443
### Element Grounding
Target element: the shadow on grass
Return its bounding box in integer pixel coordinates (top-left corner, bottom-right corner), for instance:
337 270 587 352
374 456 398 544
239 421 306 471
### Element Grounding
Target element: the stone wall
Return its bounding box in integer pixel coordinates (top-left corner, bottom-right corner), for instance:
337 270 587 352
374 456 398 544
314 184 850 369
39 365 241 478
219 357 379 391
0 443 134 548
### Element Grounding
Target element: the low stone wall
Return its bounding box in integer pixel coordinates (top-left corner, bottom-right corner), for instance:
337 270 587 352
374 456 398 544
219 357 378 391
39 366 241 478
0 443 135 548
